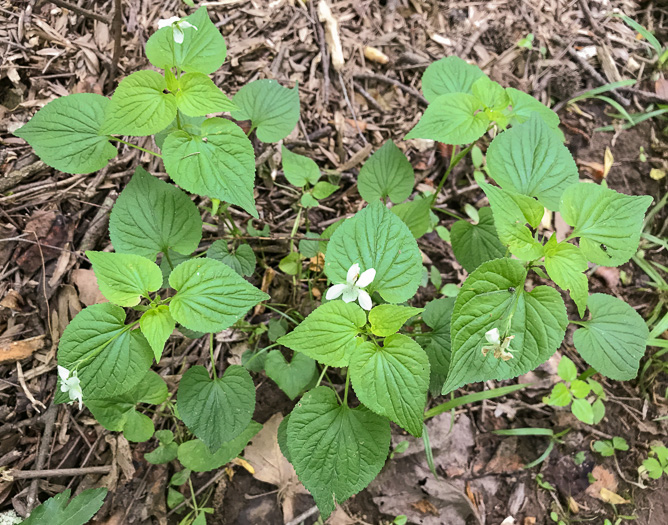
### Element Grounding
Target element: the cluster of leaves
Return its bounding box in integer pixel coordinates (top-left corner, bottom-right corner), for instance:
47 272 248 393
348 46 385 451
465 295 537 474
544 356 606 425
14 7 655 521
641 445 668 479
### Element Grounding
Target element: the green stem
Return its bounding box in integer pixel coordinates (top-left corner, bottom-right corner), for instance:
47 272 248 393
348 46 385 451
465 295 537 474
263 304 301 326
432 144 474 205
342 369 350 406
315 365 329 388
164 250 174 271
110 137 162 158
290 207 303 253
209 332 217 380
188 477 198 513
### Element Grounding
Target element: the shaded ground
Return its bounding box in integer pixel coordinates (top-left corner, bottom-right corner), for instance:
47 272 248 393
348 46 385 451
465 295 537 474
1 1 667 524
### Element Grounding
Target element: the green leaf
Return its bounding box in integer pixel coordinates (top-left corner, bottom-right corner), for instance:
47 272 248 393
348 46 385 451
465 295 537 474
207 240 256 276
559 183 652 267
140 305 175 362
162 117 257 217
14 94 116 174
86 251 162 307
277 301 366 367
286 387 390 519
145 7 227 74
101 70 177 136
300 193 319 208
231 79 300 142
264 351 316 400
544 235 588 316
557 356 577 382
177 421 262 472
318 218 344 255
593 440 615 457
57 303 153 400
312 181 338 199
481 183 545 260
22 488 108 525
279 252 302 275
155 114 205 149
325 200 423 304
350 335 430 436
176 72 236 116
486 115 578 210
177 365 255 451
506 87 560 130
109 167 202 261
368 304 423 337
545 382 572 407
419 298 455 395
357 140 414 204
450 207 506 273
405 93 490 145
573 293 649 380
421 56 485 102
144 441 179 464
86 370 168 441
471 76 510 111
443 258 568 394
169 258 269 334
298 232 321 258
282 145 320 186
571 398 594 424
613 437 629 451
571 379 591 399
390 196 432 238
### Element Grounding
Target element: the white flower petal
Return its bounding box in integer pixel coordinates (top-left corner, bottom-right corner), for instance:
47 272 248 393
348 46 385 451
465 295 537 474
158 16 180 29
173 26 185 44
346 263 360 285
57 365 69 381
179 21 197 30
485 328 500 345
341 286 358 303
326 283 346 300
357 289 373 310
356 268 376 288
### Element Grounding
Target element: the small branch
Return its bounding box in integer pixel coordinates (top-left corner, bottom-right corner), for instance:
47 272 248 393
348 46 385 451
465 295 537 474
108 0 123 91
8 465 112 480
44 0 109 24
353 72 428 106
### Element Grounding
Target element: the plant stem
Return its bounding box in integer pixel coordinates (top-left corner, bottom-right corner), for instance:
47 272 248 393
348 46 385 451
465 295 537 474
431 144 474 205
110 137 162 157
342 369 350 406
315 365 329 388
188 477 199 514
164 250 174 271
209 332 217 380
290 207 303 253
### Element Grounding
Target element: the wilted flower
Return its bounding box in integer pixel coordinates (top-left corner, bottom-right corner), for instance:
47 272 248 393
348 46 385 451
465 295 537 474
157 16 198 44
326 263 376 310
58 366 83 409
481 328 514 361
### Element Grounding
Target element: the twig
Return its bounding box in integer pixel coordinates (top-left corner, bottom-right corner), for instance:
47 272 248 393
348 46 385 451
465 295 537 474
310 0 330 105
26 404 56 512
108 0 123 92
353 72 428 106
353 80 384 112
43 0 109 23
286 505 320 525
9 465 112 480
0 161 47 193
338 73 367 143
78 191 117 252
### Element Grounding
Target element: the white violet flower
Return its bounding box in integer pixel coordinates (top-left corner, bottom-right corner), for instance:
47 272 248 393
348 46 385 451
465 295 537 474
58 366 83 409
157 16 198 44
326 263 376 311
481 328 514 361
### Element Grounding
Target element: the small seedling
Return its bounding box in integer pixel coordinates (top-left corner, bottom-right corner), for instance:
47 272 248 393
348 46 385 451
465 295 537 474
593 437 629 457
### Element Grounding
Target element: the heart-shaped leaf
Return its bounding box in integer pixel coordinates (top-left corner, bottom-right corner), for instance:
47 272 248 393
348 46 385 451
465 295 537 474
357 140 414 204
264 351 316 400
450 207 506 272
421 56 485 102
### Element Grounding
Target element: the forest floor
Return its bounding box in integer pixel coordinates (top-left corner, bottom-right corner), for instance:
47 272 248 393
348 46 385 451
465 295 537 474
1 0 667 524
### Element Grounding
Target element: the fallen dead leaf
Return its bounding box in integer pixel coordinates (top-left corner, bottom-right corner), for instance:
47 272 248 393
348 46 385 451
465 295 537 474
594 266 620 289
585 465 618 501
0 290 23 310
71 269 108 306
0 335 45 364
599 487 630 505
364 46 389 64
243 413 307 522
326 506 357 525
412 498 440 516
254 267 275 315
603 147 614 178
576 159 605 182
656 78 668 100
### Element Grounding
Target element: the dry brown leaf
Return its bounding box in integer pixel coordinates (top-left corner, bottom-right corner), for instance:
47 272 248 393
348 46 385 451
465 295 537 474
326 506 357 525
603 147 614 178
71 269 108 306
0 335 45 364
254 267 275 315
599 487 630 505
243 413 307 522
585 465 617 501
0 290 23 310
656 78 668 100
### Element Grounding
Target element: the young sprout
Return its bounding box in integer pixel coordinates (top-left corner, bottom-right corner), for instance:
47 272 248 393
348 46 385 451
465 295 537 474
481 328 514 361
58 366 83 409
157 16 198 44
326 263 376 310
